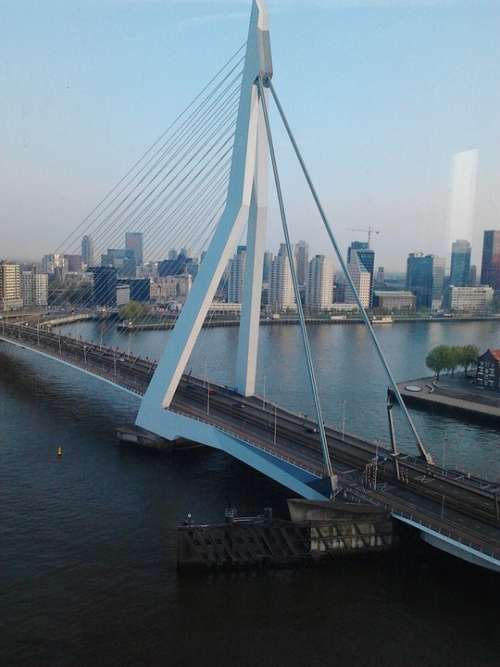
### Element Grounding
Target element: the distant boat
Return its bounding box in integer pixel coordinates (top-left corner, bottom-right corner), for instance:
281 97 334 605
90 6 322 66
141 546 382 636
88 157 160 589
372 316 393 324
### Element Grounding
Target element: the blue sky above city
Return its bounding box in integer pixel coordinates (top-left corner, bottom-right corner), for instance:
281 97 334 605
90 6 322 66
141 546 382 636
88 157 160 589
1 0 499 269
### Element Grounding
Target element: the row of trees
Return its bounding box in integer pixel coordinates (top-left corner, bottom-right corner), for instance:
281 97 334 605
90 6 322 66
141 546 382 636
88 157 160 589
425 345 479 380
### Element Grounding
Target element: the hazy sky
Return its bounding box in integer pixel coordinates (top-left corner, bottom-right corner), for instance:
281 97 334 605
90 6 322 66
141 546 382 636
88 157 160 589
2 0 500 270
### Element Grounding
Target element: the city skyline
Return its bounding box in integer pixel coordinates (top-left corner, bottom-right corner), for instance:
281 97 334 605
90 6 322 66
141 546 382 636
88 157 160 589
2 0 499 266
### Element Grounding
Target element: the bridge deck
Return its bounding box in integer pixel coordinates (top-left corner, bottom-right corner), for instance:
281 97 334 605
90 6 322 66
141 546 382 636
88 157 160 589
1 322 499 564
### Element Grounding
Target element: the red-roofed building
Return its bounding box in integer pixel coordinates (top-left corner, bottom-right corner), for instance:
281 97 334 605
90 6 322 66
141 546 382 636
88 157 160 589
476 349 500 390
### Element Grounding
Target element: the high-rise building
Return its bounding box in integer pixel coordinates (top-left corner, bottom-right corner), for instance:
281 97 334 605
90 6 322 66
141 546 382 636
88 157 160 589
375 266 385 286
294 241 309 286
82 235 94 267
90 266 117 307
270 244 294 310
125 232 144 266
0 262 23 311
450 239 471 286
347 241 375 307
263 251 273 283
345 252 371 309
306 255 334 310
63 254 83 273
406 253 445 309
480 230 500 289
469 265 477 286
41 254 64 275
102 248 136 277
228 245 247 303
443 286 493 313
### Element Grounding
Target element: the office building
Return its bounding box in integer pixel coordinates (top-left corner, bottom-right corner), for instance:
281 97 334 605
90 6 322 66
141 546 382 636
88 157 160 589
443 286 493 313
450 239 471 287
22 271 48 307
81 235 94 267
345 252 371 309
406 253 445 310
270 244 294 310
480 230 500 289
90 266 117 307
125 232 144 266
151 275 192 303
63 254 83 273
347 241 375 307
228 245 247 303
0 262 23 311
373 291 416 311
102 248 136 277
306 255 334 310
294 241 309 286
263 251 273 283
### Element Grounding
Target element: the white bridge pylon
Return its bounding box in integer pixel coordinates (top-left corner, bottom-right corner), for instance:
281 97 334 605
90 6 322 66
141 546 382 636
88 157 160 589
140 0 272 413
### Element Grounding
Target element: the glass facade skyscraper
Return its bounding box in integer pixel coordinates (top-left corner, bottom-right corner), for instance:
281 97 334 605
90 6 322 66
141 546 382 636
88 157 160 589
450 239 471 286
480 230 500 289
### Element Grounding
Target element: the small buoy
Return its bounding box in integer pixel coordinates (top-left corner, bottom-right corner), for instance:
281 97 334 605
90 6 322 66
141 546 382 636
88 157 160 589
57 447 63 457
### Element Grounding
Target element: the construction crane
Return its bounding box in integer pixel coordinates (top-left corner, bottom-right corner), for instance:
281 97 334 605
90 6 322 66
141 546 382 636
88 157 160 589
347 226 380 248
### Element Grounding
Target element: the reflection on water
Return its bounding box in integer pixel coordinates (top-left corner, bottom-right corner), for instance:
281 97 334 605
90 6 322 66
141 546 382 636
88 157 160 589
59 319 500 479
1 321 500 667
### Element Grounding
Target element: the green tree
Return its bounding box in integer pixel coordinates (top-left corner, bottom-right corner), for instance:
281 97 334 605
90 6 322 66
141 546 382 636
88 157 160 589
462 344 479 377
119 301 148 321
426 345 451 380
447 346 463 377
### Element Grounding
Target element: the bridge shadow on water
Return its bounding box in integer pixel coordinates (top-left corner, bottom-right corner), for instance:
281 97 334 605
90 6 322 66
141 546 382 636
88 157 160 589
1 344 500 667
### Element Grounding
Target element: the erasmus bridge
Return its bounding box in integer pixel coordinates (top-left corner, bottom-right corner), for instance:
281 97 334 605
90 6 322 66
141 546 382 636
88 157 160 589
1 1 499 573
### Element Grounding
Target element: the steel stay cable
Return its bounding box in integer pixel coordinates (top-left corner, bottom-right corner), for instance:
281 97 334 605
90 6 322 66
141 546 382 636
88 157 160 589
53 45 245 254
267 80 433 464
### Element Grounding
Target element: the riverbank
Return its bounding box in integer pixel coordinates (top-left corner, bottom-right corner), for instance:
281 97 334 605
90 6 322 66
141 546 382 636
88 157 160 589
396 376 500 423
117 313 500 332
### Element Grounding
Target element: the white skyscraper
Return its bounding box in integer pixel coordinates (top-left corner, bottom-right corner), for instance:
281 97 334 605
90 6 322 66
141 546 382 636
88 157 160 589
345 252 371 309
270 244 295 311
306 255 334 310
228 245 247 303
0 262 23 311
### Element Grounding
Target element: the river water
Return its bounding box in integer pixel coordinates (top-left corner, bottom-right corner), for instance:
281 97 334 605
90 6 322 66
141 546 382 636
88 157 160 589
1 320 499 666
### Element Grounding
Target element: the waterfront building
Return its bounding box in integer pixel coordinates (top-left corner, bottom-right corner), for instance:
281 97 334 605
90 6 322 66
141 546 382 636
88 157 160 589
90 266 117 307
270 244 295 311
119 278 151 303
294 241 309 287
81 235 95 268
228 245 247 303
22 271 49 307
480 230 500 289
375 266 386 287
0 262 23 311
263 250 273 283
347 241 375 307
476 349 500 391
306 255 334 311
469 265 477 286
151 275 192 303
116 284 131 307
373 291 416 312
345 252 371 309
442 286 493 313
406 253 445 310
450 239 471 287
125 232 144 266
